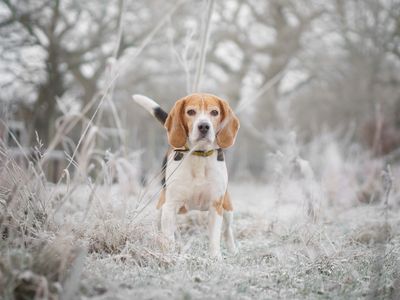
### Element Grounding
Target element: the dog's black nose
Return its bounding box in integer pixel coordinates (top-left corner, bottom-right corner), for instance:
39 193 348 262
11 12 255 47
198 123 210 135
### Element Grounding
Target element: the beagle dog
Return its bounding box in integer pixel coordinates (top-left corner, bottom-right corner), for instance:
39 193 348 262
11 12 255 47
133 93 240 258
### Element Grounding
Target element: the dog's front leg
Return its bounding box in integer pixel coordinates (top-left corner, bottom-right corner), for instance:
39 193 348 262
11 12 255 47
161 202 177 249
208 206 223 259
223 211 237 254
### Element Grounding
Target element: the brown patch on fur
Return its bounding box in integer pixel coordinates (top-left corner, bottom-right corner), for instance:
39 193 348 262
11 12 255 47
216 99 240 149
165 99 187 148
156 189 166 209
213 196 224 216
178 206 188 214
222 191 233 211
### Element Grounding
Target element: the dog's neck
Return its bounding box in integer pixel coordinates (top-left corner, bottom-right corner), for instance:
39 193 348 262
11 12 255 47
186 139 218 152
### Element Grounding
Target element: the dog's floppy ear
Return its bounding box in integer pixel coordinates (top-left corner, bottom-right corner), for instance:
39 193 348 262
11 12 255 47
165 99 187 148
216 99 240 149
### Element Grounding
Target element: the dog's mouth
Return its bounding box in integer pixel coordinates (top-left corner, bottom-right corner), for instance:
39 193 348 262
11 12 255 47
196 135 211 142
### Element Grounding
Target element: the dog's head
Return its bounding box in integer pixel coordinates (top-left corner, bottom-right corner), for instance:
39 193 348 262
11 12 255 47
165 93 240 150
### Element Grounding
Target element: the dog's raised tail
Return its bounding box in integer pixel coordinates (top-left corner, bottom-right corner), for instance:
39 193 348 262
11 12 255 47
132 94 168 125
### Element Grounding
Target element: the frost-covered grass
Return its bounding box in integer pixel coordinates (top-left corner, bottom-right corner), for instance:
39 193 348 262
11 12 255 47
76 185 400 299
1 136 400 299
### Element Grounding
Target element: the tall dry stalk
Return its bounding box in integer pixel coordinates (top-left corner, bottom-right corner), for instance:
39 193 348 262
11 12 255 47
192 0 215 92
368 164 393 299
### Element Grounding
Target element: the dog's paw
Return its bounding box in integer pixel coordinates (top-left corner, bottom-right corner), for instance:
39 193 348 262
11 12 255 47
227 245 238 256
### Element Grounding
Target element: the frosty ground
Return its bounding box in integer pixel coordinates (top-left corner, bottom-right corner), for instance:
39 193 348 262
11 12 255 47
74 182 399 299
1 141 400 299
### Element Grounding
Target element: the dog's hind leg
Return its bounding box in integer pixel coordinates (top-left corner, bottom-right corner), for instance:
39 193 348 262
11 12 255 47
161 201 177 247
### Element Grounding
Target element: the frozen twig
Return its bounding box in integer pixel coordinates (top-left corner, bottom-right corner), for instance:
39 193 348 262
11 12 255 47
120 0 186 69
368 164 393 299
101 0 127 152
168 21 197 94
192 0 215 92
382 165 393 208
235 68 288 115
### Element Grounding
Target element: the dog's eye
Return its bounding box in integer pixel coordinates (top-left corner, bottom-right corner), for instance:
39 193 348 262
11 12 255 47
210 110 219 116
187 109 196 116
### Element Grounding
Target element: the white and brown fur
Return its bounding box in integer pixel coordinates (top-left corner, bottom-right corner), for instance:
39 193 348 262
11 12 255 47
133 93 239 259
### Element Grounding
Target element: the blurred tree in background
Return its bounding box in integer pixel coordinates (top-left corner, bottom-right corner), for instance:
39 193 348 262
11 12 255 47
1 0 118 145
1 0 399 180
0 0 165 145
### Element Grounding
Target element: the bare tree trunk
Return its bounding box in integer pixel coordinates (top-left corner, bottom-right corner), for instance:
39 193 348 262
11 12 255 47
30 44 64 146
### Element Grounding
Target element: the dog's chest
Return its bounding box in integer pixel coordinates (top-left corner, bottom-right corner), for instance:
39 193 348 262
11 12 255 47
166 152 228 210
189 156 211 180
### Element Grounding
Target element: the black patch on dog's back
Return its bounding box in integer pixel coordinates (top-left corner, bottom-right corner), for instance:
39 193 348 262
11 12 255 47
174 151 184 161
154 107 168 125
161 151 184 189
161 154 167 188
217 149 224 161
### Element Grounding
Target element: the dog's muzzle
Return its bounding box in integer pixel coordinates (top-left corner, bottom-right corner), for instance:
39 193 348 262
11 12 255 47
198 122 210 137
